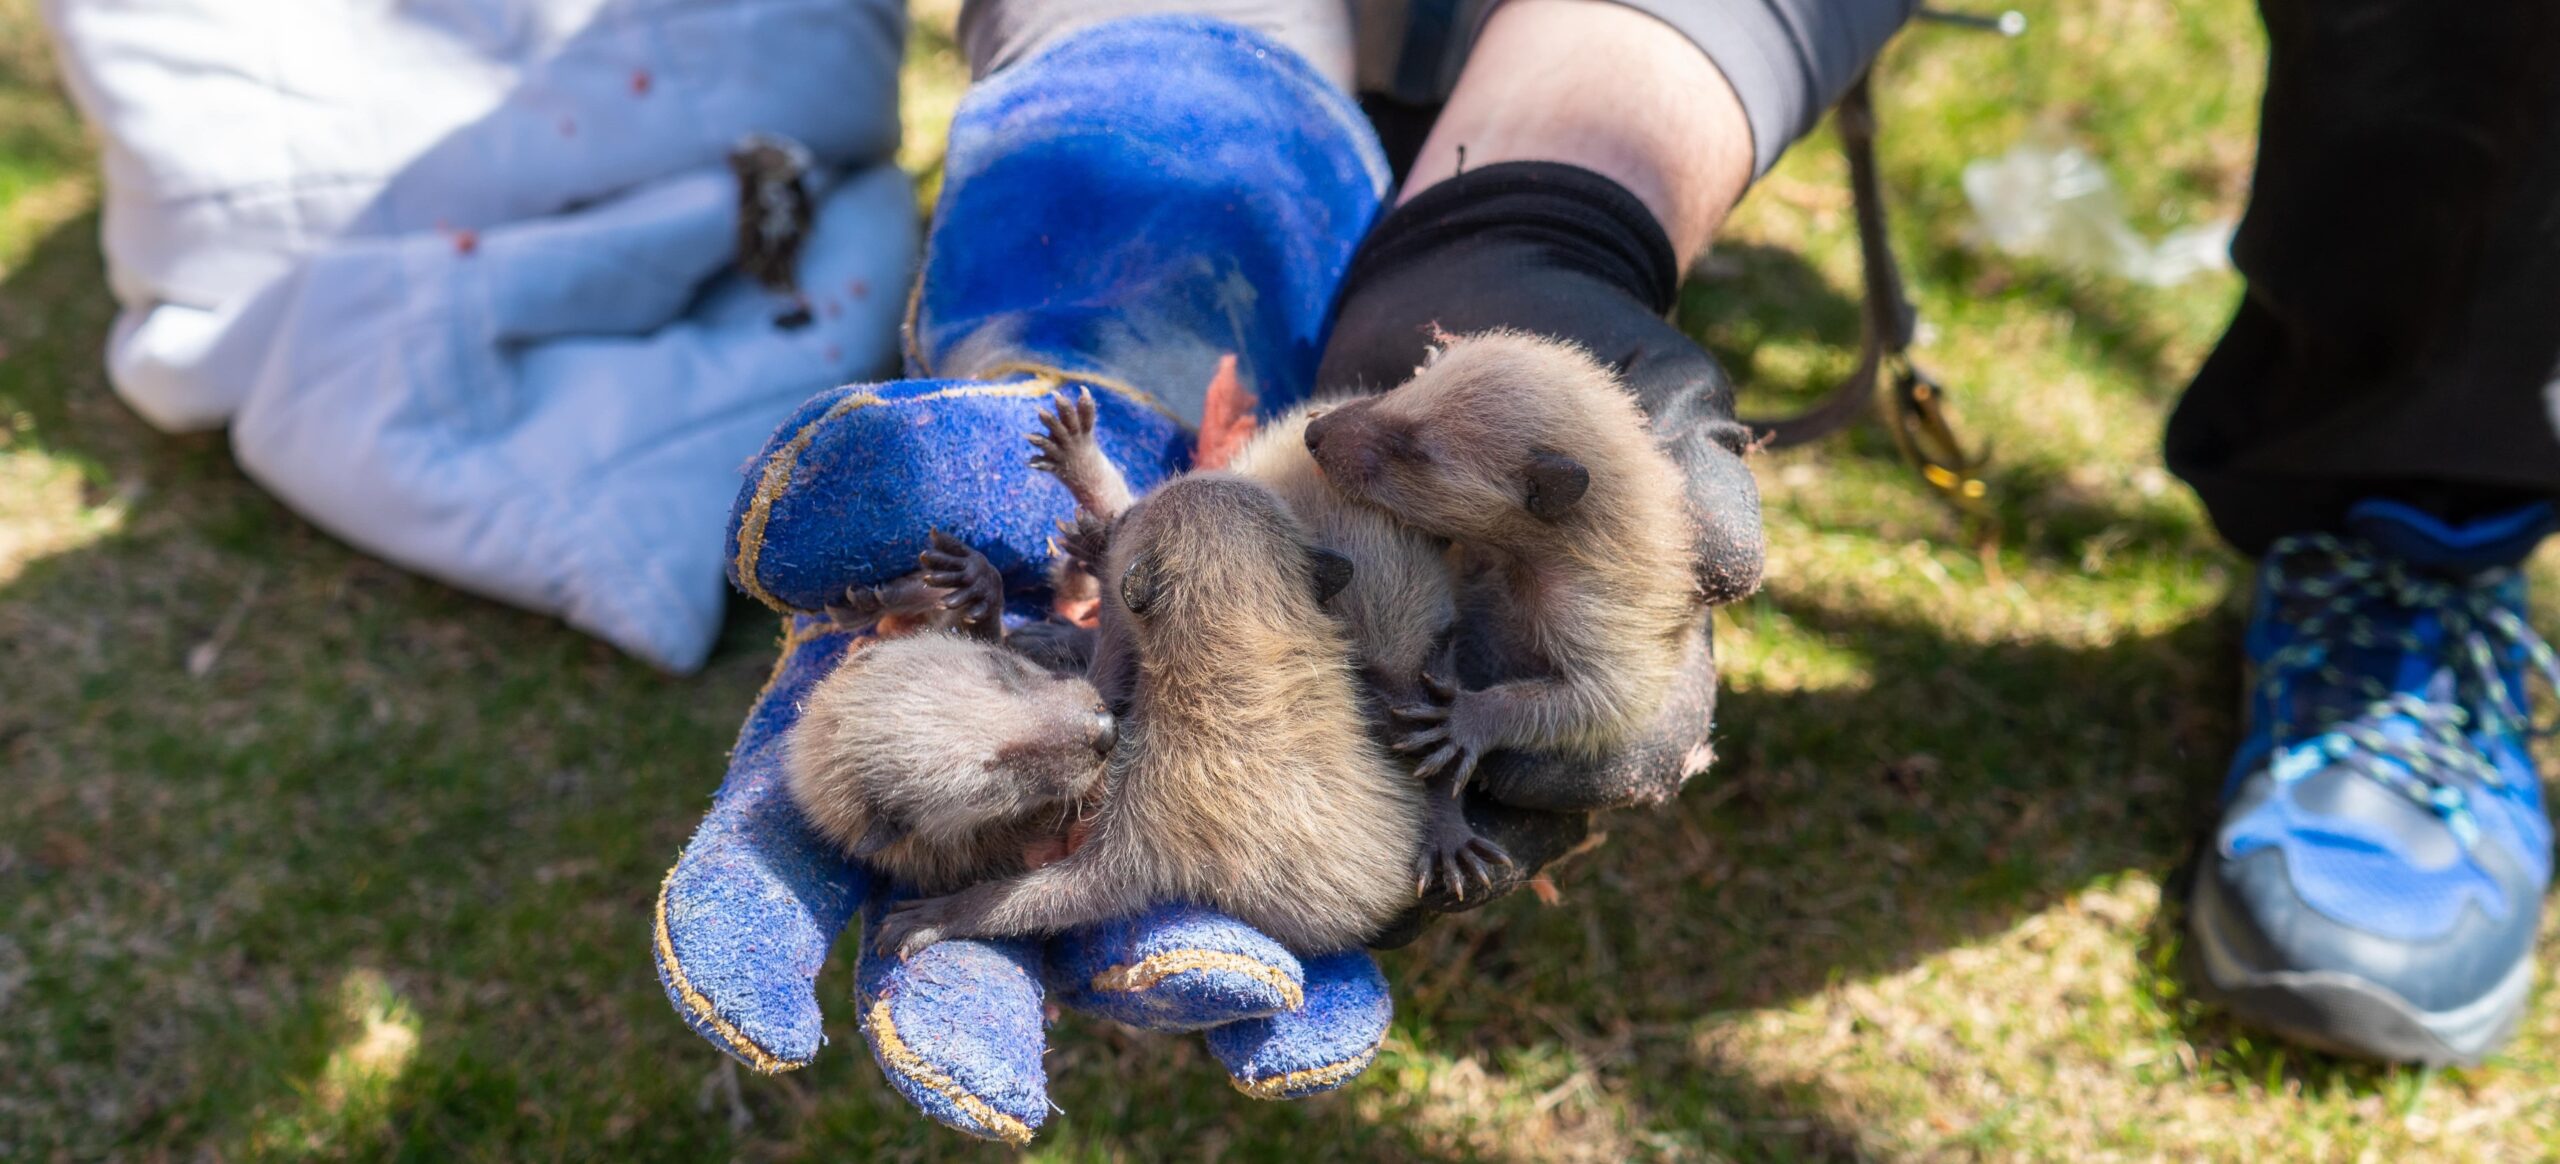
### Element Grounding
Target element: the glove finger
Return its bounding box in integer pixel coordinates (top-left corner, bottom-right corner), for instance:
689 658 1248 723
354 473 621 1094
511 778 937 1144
1045 902 1306 1032
855 892 1052 1146
1203 947 1393 1099
653 614 872 1071
726 375 1188 614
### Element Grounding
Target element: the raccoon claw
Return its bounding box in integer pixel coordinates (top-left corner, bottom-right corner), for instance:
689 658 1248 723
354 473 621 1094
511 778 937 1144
825 584 893 628
1416 831 1514 901
1028 389 1101 470
1392 675 1455 727
1391 721 1449 749
1389 693 1451 749
916 531 1003 629
1407 741 1481 789
1451 835 1514 900
1053 512 1112 575
877 899 955 961
1390 700 1447 725
1052 388 1099 437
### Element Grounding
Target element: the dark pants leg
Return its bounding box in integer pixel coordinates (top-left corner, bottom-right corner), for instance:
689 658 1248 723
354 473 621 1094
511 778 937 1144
2166 0 2560 555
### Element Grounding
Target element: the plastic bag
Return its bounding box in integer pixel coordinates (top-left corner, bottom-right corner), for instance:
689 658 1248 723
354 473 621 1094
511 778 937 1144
1961 137 2232 287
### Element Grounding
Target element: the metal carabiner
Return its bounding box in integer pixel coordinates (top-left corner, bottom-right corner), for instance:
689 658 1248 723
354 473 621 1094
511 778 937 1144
1885 355 1993 520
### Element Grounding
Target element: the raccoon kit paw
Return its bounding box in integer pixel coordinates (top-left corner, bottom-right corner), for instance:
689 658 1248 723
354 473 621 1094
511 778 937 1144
1026 388 1104 476
1414 800 1514 902
1391 673 1487 790
876 896 961 961
917 530 1004 633
825 585 890 628
1051 510 1113 579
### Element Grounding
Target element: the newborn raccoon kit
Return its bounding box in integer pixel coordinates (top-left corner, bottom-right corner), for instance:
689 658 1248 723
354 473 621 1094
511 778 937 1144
800 329 1699 952
874 471 1429 956
785 534 1117 895
1302 330 1702 801
1226 401 1513 900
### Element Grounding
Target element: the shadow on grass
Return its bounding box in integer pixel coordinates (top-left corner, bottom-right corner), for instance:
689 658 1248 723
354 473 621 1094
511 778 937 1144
0 207 2336 1160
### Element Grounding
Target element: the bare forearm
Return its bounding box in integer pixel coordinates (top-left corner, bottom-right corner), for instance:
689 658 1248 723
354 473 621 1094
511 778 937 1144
1410 0 1918 266
1403 0 1753 265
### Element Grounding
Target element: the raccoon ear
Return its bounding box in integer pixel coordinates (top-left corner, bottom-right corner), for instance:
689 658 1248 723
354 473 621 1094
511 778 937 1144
1119 552 1162 617
1306 545 1356 604
1523 449 1590 521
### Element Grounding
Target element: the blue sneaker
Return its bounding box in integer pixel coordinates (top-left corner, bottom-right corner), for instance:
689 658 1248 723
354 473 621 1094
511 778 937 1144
2190 499 2559 1064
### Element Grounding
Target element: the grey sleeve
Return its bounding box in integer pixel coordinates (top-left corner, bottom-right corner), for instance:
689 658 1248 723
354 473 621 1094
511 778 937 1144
957 0 1914 179
1616 0 1918 177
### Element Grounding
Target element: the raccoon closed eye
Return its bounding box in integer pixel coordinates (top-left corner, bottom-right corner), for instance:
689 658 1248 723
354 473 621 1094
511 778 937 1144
1384 428 1428 463
979 650 1040 697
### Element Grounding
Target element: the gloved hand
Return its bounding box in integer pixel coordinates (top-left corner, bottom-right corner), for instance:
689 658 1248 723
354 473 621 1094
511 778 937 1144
1320 162 1767 933
653 17 1408 1143
656 608 1394 1144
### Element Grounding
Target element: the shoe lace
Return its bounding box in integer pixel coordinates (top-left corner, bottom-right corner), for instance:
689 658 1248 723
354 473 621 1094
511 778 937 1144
2257 532 2560 844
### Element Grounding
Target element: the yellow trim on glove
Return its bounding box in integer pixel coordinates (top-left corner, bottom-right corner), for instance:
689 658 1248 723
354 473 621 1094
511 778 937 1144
864 997 1036 1146
728 373 1182 614
1089 949 1307 1012
1230 1044 1380 1100
652 869 798 1074
731 380 1062 612
654 619 850 1075
969 359 1186 426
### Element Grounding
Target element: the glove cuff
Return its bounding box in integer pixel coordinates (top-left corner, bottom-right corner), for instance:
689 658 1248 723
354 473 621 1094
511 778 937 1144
1341 160 1681 320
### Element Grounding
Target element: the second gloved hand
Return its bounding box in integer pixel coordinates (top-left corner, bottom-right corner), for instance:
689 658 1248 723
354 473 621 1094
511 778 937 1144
1318 162 1765 923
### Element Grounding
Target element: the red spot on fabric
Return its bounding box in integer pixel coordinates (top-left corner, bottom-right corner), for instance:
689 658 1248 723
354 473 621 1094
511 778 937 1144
450 228 479 256
558 116 577 137
824 344 842 363
630 68 653 96
1193 354 1258 470
848 279 870 299
822 299 842 320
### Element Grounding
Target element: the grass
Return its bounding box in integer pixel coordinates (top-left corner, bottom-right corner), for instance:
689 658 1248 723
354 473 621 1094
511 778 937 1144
5 0 2558 1159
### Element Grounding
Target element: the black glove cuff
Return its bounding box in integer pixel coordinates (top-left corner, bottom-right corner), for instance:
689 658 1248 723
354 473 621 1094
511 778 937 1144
1337 160 1682 321
1322 159 1763 604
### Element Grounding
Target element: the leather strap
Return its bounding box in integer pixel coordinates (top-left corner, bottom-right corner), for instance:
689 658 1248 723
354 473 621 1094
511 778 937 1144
1738 73 1906 447
1738 72 1990 514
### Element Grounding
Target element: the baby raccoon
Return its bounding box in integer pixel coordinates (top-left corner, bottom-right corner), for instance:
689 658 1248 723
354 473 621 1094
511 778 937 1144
1301 330 1703 788
788 534 1115 894
1226 401 1512 900
873 473 1427 957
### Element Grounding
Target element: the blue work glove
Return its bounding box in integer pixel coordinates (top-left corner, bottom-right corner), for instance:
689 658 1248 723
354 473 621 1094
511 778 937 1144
652 17 1399 1143
655 610 1394 1142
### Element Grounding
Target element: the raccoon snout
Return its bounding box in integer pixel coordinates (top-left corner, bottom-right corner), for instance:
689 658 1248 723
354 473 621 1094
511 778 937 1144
1087 708 1118 759
1303 414 1372 484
